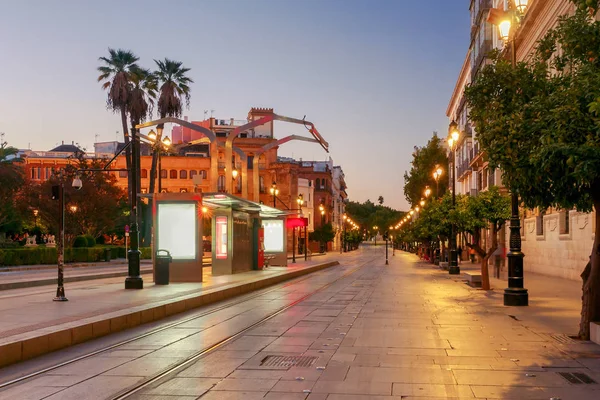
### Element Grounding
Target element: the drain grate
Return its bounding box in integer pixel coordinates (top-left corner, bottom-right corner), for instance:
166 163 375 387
548 334 577 344
260 355 317 368
558 372 597 384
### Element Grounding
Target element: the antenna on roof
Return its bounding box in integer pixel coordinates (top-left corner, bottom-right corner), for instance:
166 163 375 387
210 109 215 118
204 110 208 120
95 133 99 143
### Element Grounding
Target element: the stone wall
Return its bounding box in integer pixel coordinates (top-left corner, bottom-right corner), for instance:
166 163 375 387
513 211 595 281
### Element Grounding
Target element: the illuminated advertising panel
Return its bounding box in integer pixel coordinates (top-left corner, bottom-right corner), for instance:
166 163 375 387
157 203 197 260
216 216 228 259
262 219 284 252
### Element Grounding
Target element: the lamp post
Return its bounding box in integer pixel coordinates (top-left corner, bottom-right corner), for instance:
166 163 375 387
342 214 347 253
490 0 529 306
373 225 378 246
125 126 143 289
269 182 279 207
33 209 39 228
447 121 460 275
433 166 443 198
424 186 432 199
51 177 68 301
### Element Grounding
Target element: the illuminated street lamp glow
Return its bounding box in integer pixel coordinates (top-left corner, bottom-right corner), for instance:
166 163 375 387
499 19 511 40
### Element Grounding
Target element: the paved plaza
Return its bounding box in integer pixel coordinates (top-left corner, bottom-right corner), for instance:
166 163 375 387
1 247 599 399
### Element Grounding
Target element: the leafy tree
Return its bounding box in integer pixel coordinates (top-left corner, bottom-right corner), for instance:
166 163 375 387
458 187 510 290
345 200 403 240
465 1 600 338
23 156 128 245
0 141 24 234
309 223 335 251
403 133 449 207
377 196 384 205
97 48 140 206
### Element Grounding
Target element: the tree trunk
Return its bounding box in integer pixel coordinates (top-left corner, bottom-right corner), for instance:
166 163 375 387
120 109 132 208
578 193 600 340
480 225 498 291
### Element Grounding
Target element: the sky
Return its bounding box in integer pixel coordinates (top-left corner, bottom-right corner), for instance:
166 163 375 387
0 0 470 211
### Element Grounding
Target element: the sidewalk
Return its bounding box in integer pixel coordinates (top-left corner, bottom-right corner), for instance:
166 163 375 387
0 255 341 368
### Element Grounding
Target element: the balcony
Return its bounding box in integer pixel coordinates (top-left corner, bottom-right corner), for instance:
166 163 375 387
470 0 493 41
470 142 485 169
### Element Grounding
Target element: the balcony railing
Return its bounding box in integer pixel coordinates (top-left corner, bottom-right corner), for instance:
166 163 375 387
472 39 493 78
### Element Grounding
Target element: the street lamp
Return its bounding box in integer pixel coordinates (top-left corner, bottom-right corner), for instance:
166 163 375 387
342 214 347 253
420 198 425 207
447 120 460 275
33 209 39 228
489 0 529 306
433 166 443 198
269 182 279 207
69 205 78 213
424 186 431 198
373 225 378 246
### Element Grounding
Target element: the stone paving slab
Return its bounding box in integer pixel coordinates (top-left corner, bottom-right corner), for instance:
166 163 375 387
0 258 339 368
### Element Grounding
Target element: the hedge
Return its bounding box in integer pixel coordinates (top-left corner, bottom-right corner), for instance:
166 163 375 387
0 246 152 266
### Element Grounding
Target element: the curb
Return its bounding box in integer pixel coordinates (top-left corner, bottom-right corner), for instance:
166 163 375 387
0 260 153 273
0 268 154 291
0 260 340 368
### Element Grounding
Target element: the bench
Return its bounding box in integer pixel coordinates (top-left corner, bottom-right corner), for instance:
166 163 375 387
464 271 482 287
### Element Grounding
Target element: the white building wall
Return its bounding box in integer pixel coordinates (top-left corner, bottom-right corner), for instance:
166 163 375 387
298 178 314 232
512 211 595 281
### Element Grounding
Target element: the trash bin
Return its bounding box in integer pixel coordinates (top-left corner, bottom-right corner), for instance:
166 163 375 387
155 249 172 285
104 248 111 262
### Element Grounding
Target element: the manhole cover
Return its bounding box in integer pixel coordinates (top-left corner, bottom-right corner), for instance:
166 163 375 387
558 372 597 384
260 355 317 368
548 334 577 344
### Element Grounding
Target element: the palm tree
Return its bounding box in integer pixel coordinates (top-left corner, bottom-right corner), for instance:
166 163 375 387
127 67 157 247
149 58 193 195
97 48 140 205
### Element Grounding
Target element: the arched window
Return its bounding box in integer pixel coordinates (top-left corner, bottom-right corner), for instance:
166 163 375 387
141 169 148 179
160 169 167 179
190 170 197 179
201 170 207 179
259 176 266 193
316 178 321 189
170 170 177 179
180 170 188 179
217 175 226 192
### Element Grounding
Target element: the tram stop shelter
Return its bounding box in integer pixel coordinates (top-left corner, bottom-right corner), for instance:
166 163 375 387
153 192 204 283
202 193 290 275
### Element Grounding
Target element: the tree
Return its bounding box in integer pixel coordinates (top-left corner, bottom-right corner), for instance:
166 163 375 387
0 141 24 234
345 200 403 239
150 58 193 195
403 133 449 207
378 196 384 205
97 48 140 206
309 223 335 251
465 1 600 338
23 156 128 244
459 187 510 290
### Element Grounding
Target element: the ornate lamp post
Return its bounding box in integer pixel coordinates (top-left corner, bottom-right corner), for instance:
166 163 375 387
447 121 460 275
342 214 347 253
33 209 39 228
373 225 378 246
269 182 279 207
488 0 529 306
147 129 171 193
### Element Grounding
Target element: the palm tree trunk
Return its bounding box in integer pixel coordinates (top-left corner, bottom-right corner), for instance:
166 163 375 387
121 109 132 208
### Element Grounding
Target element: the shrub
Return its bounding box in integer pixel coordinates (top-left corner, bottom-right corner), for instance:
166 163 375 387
96 235 106 245
73 236 88 248
85 235 96 247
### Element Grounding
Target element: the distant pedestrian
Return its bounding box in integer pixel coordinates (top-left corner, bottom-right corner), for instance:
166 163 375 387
470 248 476 263
457 246 463 262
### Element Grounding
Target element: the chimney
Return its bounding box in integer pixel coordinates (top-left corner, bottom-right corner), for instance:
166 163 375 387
72 141 74 145
62 141 64 145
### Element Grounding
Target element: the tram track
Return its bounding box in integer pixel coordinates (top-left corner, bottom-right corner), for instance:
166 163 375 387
112 255 375 400
0 252 374 395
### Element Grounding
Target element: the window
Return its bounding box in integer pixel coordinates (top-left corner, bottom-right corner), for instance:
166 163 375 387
190 170 197 179
248 155 254 169
201 170 207 179
180 170 188 179
536 209 545 236
316 178 320 189
141 169 148 179
170 170 177 179
560 209 570 234
217 175 226 192
236 176 242 193
119 170 128 178
260 176 266 193
160 169 167 179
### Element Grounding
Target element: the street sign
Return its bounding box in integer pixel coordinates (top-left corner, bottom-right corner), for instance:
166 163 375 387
125 225 130 233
